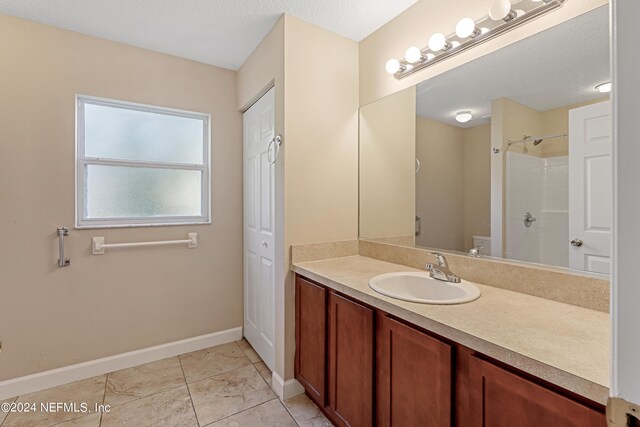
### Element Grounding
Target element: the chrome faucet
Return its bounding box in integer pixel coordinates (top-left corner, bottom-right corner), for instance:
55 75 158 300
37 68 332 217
426 252 461 283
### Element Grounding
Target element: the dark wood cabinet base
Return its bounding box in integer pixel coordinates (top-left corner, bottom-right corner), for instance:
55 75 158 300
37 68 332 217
294 273 606 427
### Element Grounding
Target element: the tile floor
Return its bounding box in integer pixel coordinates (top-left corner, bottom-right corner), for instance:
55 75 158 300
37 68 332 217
0 340 333 427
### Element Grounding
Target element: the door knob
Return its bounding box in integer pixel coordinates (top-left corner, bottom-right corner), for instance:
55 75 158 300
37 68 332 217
262 241 268 248
570 239 583 247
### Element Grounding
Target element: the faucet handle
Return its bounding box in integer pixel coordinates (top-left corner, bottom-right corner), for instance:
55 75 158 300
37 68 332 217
468 245 484 257
430 252 448 267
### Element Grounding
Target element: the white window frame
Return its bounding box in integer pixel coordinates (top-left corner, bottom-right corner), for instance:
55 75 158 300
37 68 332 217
75 95 211 228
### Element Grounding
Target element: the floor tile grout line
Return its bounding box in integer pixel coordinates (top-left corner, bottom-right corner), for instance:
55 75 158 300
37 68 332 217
182 341 253 386
277 399 303 427
99 372 108 427
100 382 188 411
0 396 17 427
190 363 278 426
184 361 256 388
178 354 202 427
198 397 280 427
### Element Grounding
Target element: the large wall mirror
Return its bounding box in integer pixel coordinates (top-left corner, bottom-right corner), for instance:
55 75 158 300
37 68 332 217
359 6 610 275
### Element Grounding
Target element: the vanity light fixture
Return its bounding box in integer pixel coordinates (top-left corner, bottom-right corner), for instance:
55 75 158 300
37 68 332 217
455 111 473 123
385 58 402 74
595 82 612 93
385 0 567 79
405 46 423 64
456 18 480 39
428 33 451 52
489 0 517 21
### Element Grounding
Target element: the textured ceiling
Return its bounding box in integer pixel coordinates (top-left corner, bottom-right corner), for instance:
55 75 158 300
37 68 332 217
416 6 610 128
0 0 416 70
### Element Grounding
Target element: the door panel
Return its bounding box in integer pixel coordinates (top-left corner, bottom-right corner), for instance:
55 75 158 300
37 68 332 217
568 101 612 274
377 315 452 427
243 87 276 370
468 356 605 427
328 292 374 427
295 276 327 406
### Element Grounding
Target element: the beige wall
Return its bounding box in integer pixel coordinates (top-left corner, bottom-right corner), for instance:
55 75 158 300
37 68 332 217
414 118 490 252
359 0 607 106
416 117 464 251
0 14 242 381
360 87 416 240
463 124 492 250
284 16 359 246
283 16 359 378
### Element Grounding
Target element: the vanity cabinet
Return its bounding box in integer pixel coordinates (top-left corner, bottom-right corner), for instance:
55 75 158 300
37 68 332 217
294 276 327 406
294 273 606 427
376 314 452 426
467 356 606 427
295 275 375 426
328 292 374 427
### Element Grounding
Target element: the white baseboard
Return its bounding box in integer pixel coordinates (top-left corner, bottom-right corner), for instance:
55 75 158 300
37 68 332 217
0 326 243 401
272 371 304 401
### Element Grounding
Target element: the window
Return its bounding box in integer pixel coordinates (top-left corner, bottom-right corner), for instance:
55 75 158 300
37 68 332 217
76 95 210 228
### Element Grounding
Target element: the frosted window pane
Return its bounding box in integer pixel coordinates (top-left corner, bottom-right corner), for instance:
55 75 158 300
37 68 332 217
84 103 204 164
86 165 202 218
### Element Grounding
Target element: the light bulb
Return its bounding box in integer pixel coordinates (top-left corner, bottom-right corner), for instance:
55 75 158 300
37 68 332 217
455 111 473 123
405 47 422 64
456 17 477 38
428 33 447 51
595 82 611 93
385 58 401 74
489 0 513 20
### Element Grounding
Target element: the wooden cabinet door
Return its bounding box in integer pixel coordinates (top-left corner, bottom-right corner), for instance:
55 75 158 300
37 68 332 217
468 356 606 427
328 291 374 427
295 276 327 406
377 315 452 427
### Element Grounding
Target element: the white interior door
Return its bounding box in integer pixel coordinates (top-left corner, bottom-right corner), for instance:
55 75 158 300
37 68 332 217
568 101 612 274
243 88 276 370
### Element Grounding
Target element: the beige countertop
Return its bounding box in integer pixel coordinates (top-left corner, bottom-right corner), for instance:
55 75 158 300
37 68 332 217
292 255 610 405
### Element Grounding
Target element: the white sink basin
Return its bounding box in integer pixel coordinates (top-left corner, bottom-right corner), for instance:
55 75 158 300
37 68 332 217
369 272 481 305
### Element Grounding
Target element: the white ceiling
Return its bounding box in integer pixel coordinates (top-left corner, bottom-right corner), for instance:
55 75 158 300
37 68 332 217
416 6 610 128
0 0 416 70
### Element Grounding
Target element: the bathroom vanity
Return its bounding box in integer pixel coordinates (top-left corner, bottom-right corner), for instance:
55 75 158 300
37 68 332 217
293 6 612 425
292 254 608 427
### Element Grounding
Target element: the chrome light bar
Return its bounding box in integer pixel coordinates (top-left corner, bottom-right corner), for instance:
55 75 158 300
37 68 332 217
389 0 567 80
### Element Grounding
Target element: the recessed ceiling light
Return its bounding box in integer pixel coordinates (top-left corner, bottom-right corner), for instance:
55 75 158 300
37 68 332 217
455 111 473 123
595 82 611 93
